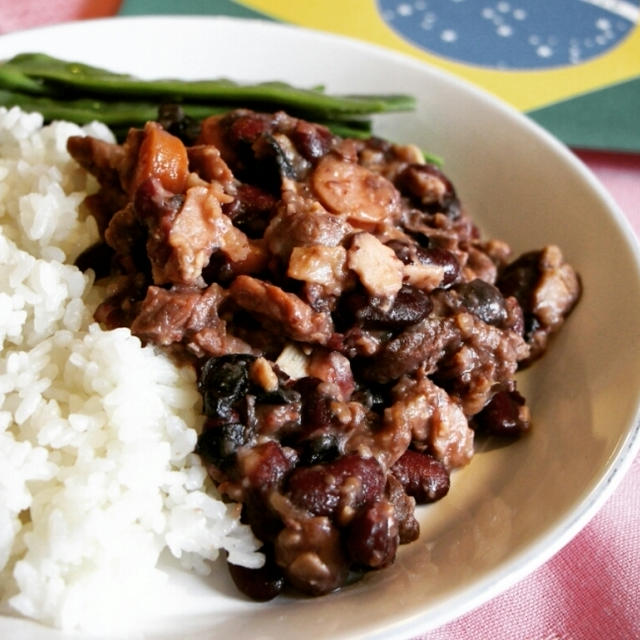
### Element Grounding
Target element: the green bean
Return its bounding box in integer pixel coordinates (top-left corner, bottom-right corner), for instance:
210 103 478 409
0 88 223 127
3 53 415 118
0 53 441 160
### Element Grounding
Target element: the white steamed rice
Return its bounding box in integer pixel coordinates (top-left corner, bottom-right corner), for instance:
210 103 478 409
0 107 262 633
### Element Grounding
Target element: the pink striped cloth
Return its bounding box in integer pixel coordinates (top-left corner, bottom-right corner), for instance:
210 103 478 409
1 3 639 638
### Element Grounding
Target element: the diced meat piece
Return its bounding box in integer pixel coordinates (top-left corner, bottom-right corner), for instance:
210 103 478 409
275 516 348 595
136 179 250 285
530 246 581 328
435 310 529 416
395 163 455 207
387 373 474 469
130 283 250 356
264 186 351 262
464 246 499 284
103 202 148 274
66 134 124 188
312 154 402 229
130 285 203 346
384 474 419 544
188 144 235 188
348 233 404 299
229 275 334 345
129 122 190 195
307 350 355 401
363 316 457 384
249 357 279 393
497 245 580 363
287 245 348 296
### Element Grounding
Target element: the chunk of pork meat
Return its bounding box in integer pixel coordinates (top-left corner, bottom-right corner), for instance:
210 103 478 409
264 184 351 262
229 275 334 345
136 178 254 286
287 245 348 297
389 372 474 469
497 245 581 364
130 283 251 356
347 232 404 300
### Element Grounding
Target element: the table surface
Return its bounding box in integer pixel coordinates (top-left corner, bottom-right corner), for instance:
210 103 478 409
0 3 639 639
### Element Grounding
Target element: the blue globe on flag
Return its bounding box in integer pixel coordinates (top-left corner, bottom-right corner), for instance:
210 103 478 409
377 0 639 69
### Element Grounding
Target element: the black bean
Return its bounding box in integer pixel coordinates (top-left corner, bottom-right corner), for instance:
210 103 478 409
227 553 284 601
339 285 432 330
475 389 530 437
198 354 256 420
157 103 201 145
418 246 461 288
496 250 541 315
290 119 334 161
223 183 277 238
395 163 460 218
74 241 114 279
195 421 249 467
456 279 507 327
298 433 341 466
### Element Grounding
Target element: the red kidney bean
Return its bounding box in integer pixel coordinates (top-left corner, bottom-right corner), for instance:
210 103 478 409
238 441 294 492
290 119 334 161
347 501 399 569
286 455 385 518
390 449 450 504
475 388 530 437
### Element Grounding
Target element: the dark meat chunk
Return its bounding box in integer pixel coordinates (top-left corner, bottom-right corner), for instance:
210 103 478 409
130 283 250 356
130 285 203 346
385 372 474 469
275 516 348 596
264 187 351 262
497 245 581 364
362 316 457 384
229 275 334 345
434 308 529 416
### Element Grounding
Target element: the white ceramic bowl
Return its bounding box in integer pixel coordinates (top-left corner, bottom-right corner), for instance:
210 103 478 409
0 16 639 640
